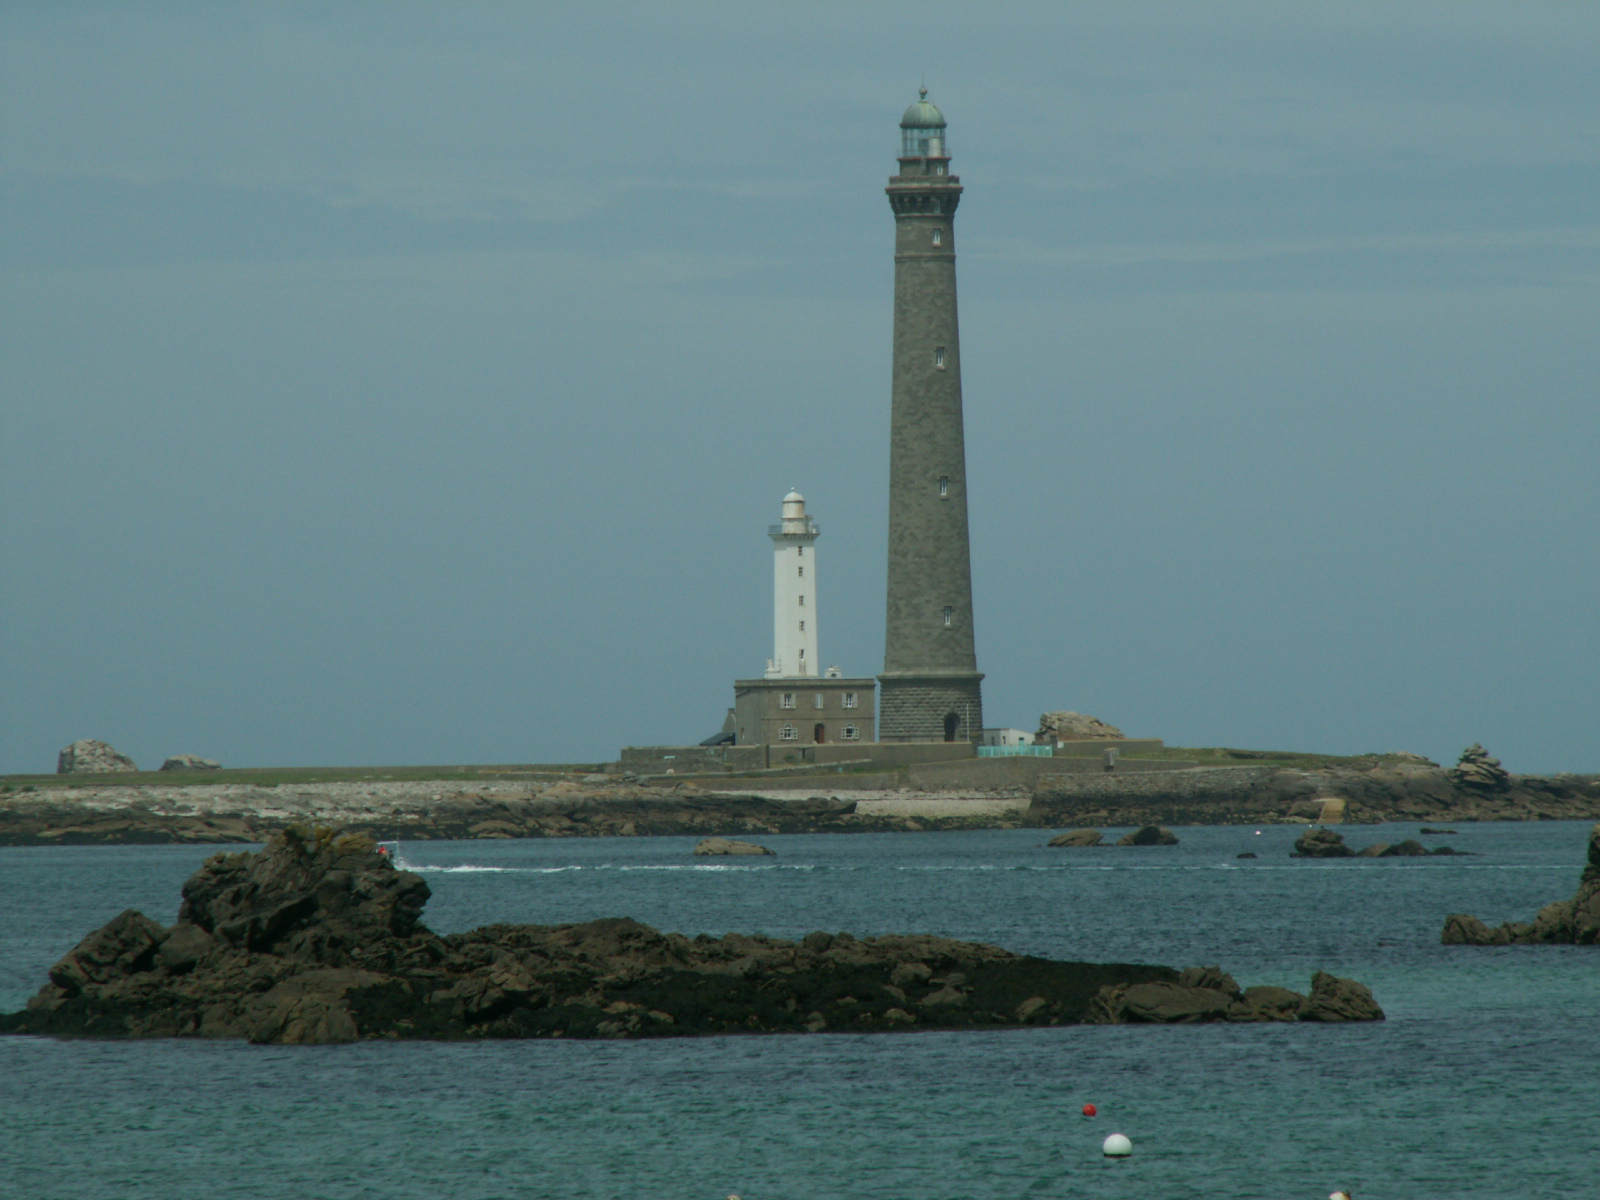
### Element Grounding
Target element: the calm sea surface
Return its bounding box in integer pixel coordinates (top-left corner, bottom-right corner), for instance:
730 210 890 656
1 822 1596 1200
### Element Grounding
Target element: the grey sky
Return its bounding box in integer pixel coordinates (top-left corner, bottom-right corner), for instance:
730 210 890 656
3 3 1596 774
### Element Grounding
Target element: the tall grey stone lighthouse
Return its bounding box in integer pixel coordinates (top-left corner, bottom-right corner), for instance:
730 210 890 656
879 89 984 743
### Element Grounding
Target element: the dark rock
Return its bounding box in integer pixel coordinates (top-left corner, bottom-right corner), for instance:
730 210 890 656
1299 971 1385 1022
1420 828 1458 835
1116 825 1178 846
1236 852 1257 859
1228 985 1305 1022
0 827 1381 1043
1292 828 1352 858
57 739 137 774
1357 842 1390 857
692 837 774 856
1047 829 1102 847
1379 839 1429 857
1442 823 1600 945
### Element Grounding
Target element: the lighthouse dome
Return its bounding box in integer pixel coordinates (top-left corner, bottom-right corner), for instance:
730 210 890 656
781 490 806 521
900 88 946 129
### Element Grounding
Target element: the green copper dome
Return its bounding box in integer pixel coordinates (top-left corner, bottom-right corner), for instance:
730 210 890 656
900 87 946 129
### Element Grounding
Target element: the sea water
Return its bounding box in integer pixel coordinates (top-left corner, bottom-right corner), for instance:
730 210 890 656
1 822 1595 1200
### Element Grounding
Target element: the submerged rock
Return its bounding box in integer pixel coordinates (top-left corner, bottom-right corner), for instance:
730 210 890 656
1443 823 1600 945
1047 829 1102 847
0 827 1384 1044
692 837 774 856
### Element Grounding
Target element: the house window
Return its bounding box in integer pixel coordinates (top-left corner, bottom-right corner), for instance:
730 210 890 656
938 476 949 497
842 723 859 740
814 693 825 709
781 693 795 709
935 346 945 369
780 724 797 741
931 229 942 246
943 606 954 627
843 692 858 709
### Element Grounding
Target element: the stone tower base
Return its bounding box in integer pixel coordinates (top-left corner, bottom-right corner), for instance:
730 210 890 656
877 672 984 743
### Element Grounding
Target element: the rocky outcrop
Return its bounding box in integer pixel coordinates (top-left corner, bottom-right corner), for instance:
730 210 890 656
56 740 137 774
1450 744 1511 792
0 828 1382 1044
1047 829 1102 847
1037 712 1124 742
1293 828 1353 858
1298 829 1466 858
1116 825 1178 846
161 755 220 772
693 837 774 856
1087 965 1382 1024
1442 823 1600 945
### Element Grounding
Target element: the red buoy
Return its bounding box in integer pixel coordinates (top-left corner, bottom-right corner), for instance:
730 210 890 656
1082 1104 1097 1117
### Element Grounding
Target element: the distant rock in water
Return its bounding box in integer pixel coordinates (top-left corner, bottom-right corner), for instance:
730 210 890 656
0 827 1383 1044
1036 711 1124 742
1292 828 1353 858
160 755 220 772
1047 829 1102 847
1420 828 1458 835
1236 852 1257 859
693 837 774 856
1116 825 1178 846
57 740 137 774
1442 823 1600 945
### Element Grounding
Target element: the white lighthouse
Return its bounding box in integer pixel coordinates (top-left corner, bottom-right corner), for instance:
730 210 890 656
765 490 820 678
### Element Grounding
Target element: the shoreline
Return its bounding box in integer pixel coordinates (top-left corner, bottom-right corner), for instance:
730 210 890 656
3 764 1597 845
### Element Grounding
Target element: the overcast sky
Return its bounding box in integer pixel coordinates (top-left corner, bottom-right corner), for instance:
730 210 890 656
3 3 1596 775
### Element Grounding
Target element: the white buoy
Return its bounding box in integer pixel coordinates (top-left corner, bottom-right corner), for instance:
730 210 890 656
1102 1133 1133 1158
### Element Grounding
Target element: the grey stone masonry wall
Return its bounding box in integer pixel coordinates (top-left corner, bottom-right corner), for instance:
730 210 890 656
878 673 984 744
880 116 983 741
733 678 876 748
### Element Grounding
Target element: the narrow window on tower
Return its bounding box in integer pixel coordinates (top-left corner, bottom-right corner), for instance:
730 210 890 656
943 606 954 628
797 566 804 577
798 595 805 606
798 621 805 631
935 346 946 369
938 476 949 498
797 546 803 556
931 229 942 246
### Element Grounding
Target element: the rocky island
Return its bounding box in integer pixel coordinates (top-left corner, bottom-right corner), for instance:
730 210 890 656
0 827 1382 1044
